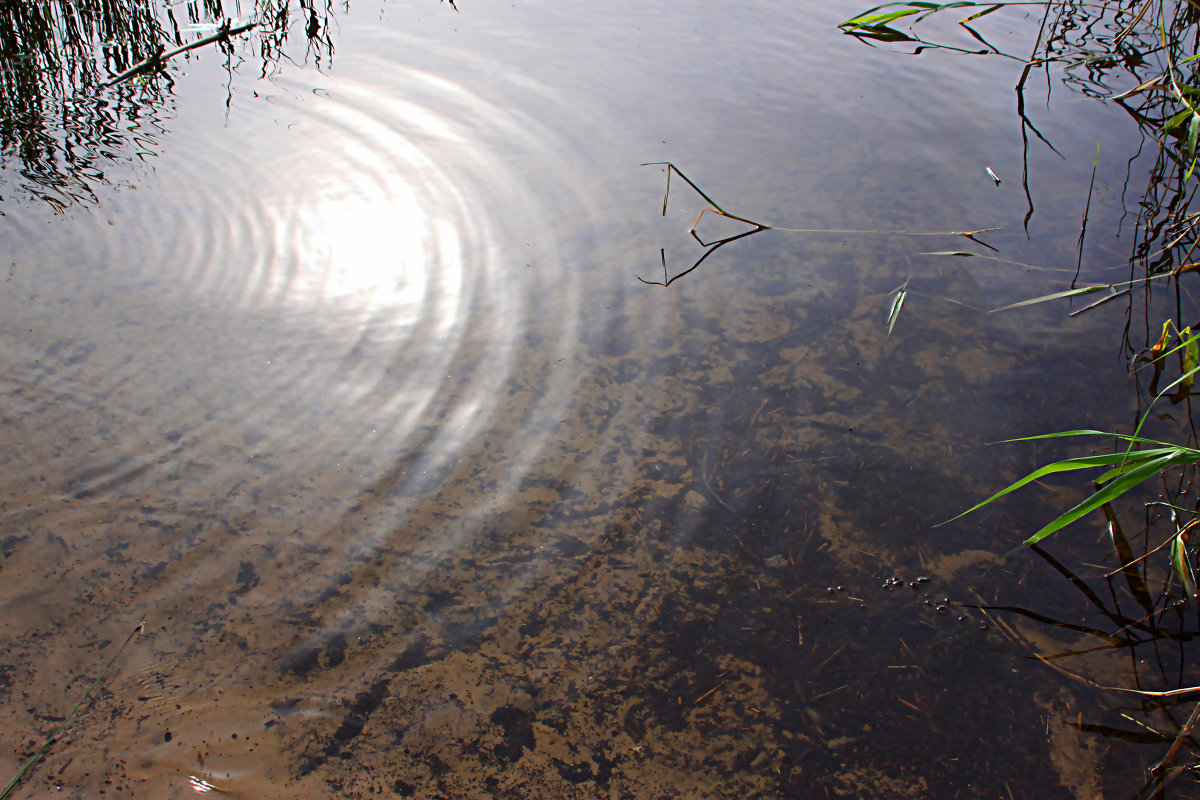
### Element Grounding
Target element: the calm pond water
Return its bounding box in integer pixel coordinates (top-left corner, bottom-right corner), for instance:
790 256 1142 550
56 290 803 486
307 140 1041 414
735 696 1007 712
2 0 1198 797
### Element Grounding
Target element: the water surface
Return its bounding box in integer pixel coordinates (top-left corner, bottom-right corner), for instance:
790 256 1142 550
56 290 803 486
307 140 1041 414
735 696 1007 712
0 1 1191 797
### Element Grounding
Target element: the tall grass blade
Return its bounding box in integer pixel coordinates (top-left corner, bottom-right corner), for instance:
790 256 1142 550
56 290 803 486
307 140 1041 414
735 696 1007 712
1020 452 1187 547
1001 429 1199 451
1183 330 1198 390
1125 364 1200 450
939 449 1180 526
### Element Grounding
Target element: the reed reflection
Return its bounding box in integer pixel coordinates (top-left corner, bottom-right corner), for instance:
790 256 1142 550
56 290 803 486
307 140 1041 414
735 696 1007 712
0 0 349 210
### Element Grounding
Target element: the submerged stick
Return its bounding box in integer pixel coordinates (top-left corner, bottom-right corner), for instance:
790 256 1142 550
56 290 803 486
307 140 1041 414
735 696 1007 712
102 19 257 87
0 621 145 800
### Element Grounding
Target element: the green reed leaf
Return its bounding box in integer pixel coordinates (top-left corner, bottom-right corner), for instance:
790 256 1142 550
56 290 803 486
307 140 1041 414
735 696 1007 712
1019 452 1188 547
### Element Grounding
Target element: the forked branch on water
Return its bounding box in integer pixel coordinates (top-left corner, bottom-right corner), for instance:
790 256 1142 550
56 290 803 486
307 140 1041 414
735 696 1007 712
641 162 998 239
639 162 997 291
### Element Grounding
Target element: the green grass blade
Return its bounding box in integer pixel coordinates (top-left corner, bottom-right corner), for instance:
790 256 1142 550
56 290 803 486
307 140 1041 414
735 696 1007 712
1125 364 1200 452
938 451 1172 527
1184 332 1199 389
1165 106 1192 131
905 289 979 310
1188 113 1200 163
998 429 1200 452
844 8 925 26
1094 448 1185 483
1020 452 1184 547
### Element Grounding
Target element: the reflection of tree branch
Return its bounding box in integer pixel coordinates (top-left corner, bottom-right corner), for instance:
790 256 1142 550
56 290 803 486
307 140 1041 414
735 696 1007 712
102 19 258 87
1146 700 1200 793
967 601 1142 647
1015 68 1066 235
1030 543 1143 625
638 226 766 287
0 0 392 209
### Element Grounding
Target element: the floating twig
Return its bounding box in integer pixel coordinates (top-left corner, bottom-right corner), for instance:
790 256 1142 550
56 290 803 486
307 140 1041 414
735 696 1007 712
639 162 996 287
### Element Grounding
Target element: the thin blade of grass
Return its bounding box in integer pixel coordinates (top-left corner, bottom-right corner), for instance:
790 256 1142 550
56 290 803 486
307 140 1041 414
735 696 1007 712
1095 448 1185 483
1019 452 1187 548
1068 288 1130 316
906 289 980 310
998 429 1198 450
1 621 144 800
992 284 1111 311
938 450 1176 527
844 8 926 27
1184 332 1199 390
1188 113 1200 163
1125 364 1200 449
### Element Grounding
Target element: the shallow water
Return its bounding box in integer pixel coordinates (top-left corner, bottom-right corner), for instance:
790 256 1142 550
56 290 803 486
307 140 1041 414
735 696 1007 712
1 0 1197 797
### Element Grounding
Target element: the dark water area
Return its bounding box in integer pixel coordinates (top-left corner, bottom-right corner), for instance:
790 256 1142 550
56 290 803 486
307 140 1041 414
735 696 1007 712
2 0 1199 797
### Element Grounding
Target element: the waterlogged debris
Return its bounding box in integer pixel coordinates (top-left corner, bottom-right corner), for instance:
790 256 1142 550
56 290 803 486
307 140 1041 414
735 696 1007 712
1171 533 1197 599
1107 73 1164 101
764 554 789 568
990 284 1110 312
1183 326 1198 391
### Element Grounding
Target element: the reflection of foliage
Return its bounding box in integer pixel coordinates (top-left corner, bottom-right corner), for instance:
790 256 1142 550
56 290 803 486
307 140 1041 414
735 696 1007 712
0 0 168 208
841 0 1200 271
0 0 341 210
971 538 1200 797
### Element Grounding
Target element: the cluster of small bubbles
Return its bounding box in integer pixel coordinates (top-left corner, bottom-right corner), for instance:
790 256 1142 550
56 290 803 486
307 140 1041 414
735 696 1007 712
882 574 932 590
